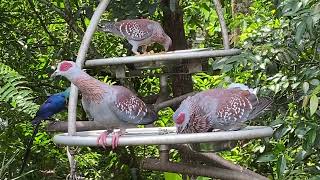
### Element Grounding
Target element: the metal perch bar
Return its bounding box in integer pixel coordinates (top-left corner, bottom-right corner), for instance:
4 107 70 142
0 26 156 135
53 126 273 146
84 48 241 67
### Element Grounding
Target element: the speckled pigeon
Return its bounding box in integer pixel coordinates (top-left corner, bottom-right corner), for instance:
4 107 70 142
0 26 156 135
98 19 172 55
51 61 157 148
173 84 272 134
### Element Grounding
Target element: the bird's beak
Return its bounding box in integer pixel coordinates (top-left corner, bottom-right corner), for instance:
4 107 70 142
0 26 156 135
50 71 58 78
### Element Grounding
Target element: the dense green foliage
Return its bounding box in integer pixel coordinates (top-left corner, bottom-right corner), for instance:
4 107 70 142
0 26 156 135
0 0 319 179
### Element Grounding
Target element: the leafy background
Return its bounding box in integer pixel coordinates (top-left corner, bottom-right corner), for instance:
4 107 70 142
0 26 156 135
0 0 319 179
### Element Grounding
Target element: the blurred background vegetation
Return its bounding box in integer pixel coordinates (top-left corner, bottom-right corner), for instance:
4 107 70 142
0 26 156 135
0 0 319 179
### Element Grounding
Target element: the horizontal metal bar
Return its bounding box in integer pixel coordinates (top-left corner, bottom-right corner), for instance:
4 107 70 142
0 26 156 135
53 126 273 147
84 48 242 67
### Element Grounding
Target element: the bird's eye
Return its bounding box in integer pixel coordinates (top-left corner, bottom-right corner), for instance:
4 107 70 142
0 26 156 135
60 62 73 71
176 113 185 124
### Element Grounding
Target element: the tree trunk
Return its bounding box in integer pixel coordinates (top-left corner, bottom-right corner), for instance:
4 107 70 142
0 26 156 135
231 0 251 46
161 0 193 106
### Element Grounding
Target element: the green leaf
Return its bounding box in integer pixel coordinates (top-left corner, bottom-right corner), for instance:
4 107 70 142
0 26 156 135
295 126 310 138
274 125 291 139
303 128 317 150
256 153 277 162
164 172 182 180
303 82 309 94
295 21 306 44
310 79 320 86
311 85 320 95
277 155 287 178
302 96 310 109
309 94 318 116
294 150 307 162
308 175 320 180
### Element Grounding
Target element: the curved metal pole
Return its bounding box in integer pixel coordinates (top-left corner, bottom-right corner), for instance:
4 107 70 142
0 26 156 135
68 0 111 136
66 0 110 179
213 0 230 49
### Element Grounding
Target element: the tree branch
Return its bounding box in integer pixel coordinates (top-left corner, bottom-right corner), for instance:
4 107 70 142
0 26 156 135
47 121 106 132
213 0 230 49
171 144 268 180
154 91 197 112
141 158 256 180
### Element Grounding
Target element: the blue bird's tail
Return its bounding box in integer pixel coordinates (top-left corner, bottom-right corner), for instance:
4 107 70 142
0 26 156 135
19 121 41 175
31 117 42 126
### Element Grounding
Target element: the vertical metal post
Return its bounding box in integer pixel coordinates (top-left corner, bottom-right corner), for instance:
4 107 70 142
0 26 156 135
159 145 169 163
66 0 111 179
156 75 168 103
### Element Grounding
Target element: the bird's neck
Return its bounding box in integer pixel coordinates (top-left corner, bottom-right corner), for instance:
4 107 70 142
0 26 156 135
70 71 107 103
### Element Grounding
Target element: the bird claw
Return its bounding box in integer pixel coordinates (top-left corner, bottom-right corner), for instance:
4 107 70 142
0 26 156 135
97 130 125 149
111 131 124 149
97 130 112 149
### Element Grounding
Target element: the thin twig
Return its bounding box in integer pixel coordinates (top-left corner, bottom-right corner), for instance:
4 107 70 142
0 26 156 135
38 0 66 17
27 0 58 44
154 91 197 112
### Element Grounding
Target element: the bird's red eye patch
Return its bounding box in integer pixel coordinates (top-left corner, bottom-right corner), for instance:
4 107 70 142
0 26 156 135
176 113 185 125
59 62 73 71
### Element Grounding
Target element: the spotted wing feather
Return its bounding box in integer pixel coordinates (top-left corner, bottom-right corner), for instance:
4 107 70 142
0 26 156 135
213 90 255 130
110 86 157 125
115 20 154 41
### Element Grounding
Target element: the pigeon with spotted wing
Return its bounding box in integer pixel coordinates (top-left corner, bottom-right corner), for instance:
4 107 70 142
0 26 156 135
51 61 157 149
98 19 172 55
173 84 272 134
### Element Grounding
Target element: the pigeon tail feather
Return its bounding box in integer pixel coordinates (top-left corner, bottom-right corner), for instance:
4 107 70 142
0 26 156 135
248 97 272 120
137 110 158 125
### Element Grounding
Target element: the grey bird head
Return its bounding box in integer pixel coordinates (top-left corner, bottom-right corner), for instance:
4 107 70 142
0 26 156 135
97 21 116 33
51 61 81 80
173 97 192 133
163 34 172 51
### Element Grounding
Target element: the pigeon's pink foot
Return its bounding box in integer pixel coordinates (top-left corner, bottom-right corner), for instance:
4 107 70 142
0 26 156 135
97 130 112 149
111 130 126 149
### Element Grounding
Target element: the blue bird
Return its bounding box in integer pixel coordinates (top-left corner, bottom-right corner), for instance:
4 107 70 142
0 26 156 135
31 87 71 125
20 88 70 175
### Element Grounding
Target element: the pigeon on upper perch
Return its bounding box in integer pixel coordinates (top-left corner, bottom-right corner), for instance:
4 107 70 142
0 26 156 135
173 84 272 134
98 19 172 55
51 61 157 149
